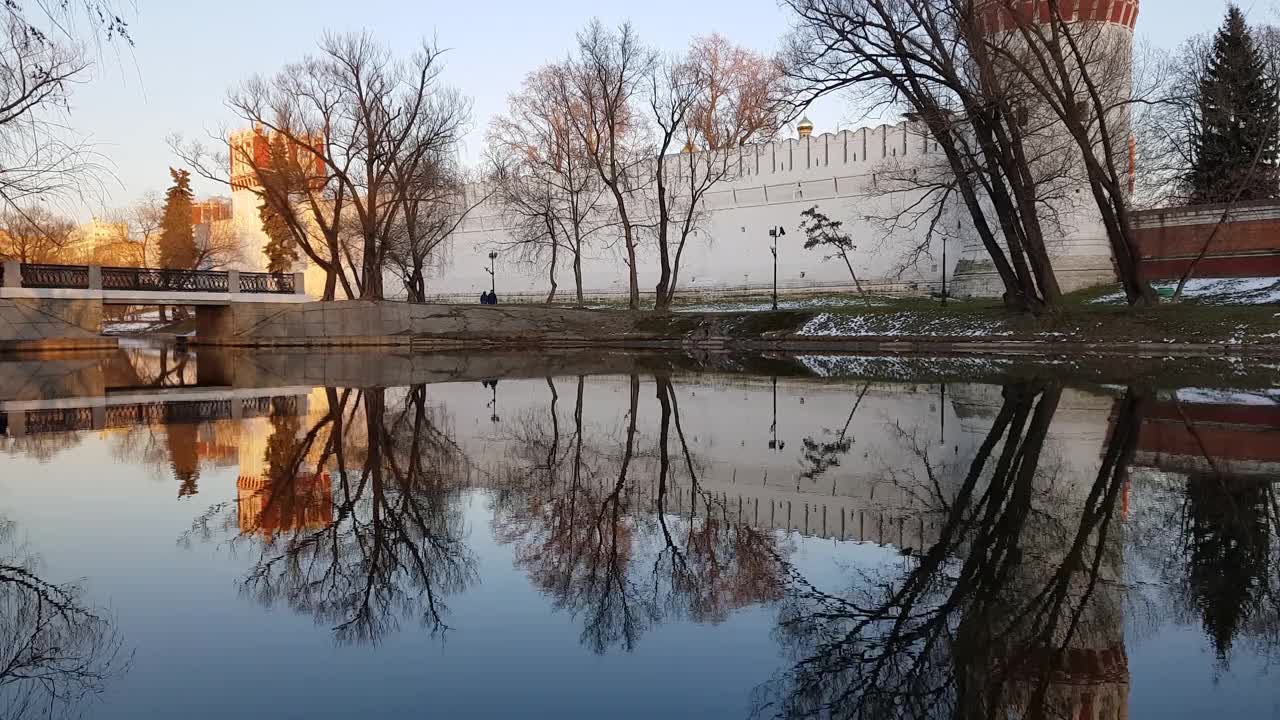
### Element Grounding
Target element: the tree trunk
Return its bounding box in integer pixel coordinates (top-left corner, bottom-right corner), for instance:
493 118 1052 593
323 270 337 302
546 239 559 304
623 223 639 311
573 248 584 306
654 172 672 313
839 250 868 300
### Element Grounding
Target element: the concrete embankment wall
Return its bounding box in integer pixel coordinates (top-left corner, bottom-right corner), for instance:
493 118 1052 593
194 300 649 347
0 298 114 352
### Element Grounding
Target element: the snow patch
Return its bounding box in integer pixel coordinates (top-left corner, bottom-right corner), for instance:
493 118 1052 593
1092 277 1280 305
799 311 1014 337
1174 388 1280 406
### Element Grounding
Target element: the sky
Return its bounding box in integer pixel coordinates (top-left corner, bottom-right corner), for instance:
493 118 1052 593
64 0 1277 218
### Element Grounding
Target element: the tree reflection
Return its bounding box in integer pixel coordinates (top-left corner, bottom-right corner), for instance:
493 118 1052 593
798 382 870 483
1128 399 1280 670
0 516 128 719
752 384 1145 720
1183 475 1273 663
493 374 790 653
190 386 477 645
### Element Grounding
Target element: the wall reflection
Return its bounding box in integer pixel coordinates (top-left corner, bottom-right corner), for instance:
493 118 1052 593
0 347 1276 717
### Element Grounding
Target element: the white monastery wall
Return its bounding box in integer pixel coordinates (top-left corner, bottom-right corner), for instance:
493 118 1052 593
225 119 1119 302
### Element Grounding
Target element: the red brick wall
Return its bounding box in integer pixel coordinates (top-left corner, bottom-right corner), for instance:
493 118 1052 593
975 0 1139 33
1131 201 1280 280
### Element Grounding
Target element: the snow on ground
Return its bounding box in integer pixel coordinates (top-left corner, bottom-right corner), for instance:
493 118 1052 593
799 311 1013 337
1092 277 1280 305
103 321 158 334
1174 387 1280 405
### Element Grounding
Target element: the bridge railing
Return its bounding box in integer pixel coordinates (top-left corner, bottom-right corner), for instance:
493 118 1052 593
22 263 91 289
102 267 230 293
240 271 295 294
2 261 303 296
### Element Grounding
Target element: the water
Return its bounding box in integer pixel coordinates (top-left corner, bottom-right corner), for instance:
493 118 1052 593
0 346 1277 719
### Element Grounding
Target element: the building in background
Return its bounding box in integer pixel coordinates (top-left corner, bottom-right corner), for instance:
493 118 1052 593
67 218 140 266
227 126 327 293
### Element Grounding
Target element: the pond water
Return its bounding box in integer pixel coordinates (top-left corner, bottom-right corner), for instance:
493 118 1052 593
0 346 1277 719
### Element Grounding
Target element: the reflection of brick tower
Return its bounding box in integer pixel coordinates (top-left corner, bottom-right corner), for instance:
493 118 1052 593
949 385 1131 719
236 472 332 540
234 414 333 540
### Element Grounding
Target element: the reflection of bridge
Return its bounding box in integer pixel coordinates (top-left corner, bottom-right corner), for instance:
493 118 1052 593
0 387 312 437
1 261 308 347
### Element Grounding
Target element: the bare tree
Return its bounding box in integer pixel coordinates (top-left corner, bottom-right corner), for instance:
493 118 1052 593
489 63 610 304
386 161 486 302
0 515 129 720
127 191 165 266
0 2 130 217
565 20 654 310
978 0 1157 305
781 0 1111 312
193 219 246 271
0 204 75 262
174 31 469 301
647 36 784 310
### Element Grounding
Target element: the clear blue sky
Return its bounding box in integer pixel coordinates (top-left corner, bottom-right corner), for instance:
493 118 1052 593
70 0 1271 216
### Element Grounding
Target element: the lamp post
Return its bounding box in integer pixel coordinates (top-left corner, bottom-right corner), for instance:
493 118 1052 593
768 226 785 311
767 375 784 452
940 233 948 307
484 251 498 296
483 379 500 423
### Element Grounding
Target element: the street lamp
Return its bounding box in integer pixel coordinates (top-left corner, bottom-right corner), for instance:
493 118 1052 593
484 251 498 296
768 226 786 311
767 375 785 452
483 379 500 423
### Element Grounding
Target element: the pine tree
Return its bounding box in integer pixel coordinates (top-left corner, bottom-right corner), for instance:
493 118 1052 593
260 133 300 274
158 168 197 269
1188 5 1280 204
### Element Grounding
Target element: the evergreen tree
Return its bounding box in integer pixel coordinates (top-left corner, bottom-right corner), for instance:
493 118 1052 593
260 133 300 274
1188 6 1280 204
157 168 197 269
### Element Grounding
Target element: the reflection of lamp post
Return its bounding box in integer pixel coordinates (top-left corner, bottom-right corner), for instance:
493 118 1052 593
483 379 500 423
484 251 498 295
768 226 786 310
767 375 785 451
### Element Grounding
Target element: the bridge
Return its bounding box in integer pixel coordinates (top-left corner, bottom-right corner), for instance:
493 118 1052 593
1 261 307 305
0 386 312 437
1 261 308 349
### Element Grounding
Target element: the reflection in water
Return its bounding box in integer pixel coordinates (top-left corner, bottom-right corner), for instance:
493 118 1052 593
491 374 789 652
1 347 1277 716
0 516 128 719
188 386 477 645
751 383 1143 720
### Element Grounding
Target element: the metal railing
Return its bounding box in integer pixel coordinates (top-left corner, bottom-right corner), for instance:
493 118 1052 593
16 395 305 435
21 263 90 289
4 262 301 297
240 271 296 294
101 267 230 293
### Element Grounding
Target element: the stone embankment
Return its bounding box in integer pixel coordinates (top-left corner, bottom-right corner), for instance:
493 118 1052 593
190 300 1280 357
0 298 115 352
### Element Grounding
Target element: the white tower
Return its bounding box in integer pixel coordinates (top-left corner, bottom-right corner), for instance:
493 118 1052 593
952 0 1140 297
